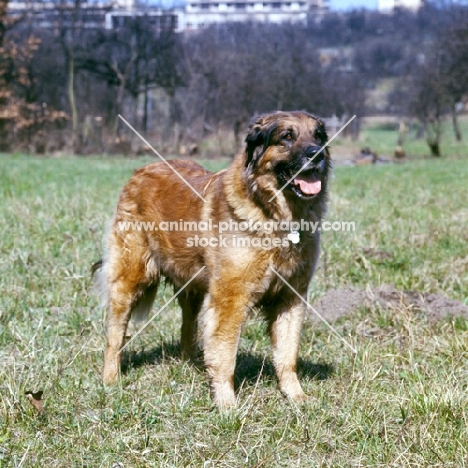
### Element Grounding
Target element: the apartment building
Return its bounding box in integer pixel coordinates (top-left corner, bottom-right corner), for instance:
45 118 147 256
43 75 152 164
7 0 330 32
181 0 329 29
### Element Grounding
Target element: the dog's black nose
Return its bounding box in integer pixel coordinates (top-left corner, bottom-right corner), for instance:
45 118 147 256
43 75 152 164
306 146 323 159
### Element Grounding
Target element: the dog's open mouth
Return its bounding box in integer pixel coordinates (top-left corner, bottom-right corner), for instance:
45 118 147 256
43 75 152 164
292 170 322 196
276 160 325 200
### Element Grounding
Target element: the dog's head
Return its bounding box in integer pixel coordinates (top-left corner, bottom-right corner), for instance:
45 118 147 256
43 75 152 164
244 111 331 206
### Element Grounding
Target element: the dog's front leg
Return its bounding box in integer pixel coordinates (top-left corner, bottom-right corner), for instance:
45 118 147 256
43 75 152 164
200 293 248 409
268 298 307 403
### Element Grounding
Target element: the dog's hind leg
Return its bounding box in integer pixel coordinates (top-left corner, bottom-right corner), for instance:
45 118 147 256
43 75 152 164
104 282 159 384
178 291 204 361
102 248 157 384
103 284 134 384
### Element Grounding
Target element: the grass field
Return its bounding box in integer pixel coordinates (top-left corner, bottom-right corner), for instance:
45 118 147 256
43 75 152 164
1 151 468 467
331 115 468 161
196 115 468 161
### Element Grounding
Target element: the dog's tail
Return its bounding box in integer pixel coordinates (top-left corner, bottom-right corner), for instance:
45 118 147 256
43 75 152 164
90 258 156 323
91 259 107 313
91 259 103 276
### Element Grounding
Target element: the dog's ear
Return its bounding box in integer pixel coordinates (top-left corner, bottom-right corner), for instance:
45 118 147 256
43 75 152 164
314 117 329 147
245 115 273 168
245 125 264 168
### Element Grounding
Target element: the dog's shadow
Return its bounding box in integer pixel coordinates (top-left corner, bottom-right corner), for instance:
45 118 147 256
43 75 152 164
234 352 334 388
121 341 334 389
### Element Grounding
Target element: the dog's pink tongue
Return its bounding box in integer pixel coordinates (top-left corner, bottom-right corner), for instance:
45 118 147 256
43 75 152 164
294 174 321 195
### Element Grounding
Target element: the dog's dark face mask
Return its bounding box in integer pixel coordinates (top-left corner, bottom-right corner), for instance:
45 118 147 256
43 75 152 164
245 111 331 202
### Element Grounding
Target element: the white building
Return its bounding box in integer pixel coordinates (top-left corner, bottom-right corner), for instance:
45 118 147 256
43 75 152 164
114 0 136 9
8 0 329 32
181 0 329 30
378 0 422 13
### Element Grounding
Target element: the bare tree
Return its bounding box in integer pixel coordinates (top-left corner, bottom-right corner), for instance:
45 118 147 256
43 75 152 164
391 2 468 156
78 18 182 140
0 0 67 151
406 59 449 157
440 7 468 141
178 23 334 148
51 0 86 152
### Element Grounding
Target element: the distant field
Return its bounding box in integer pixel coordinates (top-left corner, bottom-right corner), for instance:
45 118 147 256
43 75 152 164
1 154 467 466
189 114 468 161
332 115 468 160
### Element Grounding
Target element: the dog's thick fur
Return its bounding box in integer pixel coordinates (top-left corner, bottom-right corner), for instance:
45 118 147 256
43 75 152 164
95 111 331 408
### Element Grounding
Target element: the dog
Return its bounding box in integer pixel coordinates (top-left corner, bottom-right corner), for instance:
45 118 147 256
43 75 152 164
94 111 330 408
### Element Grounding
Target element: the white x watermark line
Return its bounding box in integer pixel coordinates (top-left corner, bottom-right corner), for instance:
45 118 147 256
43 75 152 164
118 114 207 203
119 266 206 354
268 115 356 202
269 266 357 354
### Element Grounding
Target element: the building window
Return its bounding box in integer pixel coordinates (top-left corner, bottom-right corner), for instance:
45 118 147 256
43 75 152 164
236 2 246 8
272 2 281 7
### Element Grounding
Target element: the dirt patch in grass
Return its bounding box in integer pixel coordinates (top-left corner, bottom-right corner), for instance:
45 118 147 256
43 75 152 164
312 284 468 322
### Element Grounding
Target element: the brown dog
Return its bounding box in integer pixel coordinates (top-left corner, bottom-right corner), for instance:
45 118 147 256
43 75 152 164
94 111 330 408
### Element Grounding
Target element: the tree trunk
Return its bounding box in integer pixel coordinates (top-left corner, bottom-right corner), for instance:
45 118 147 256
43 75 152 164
142 84 149 134
142 55 149 134
68 54 78 153
397 121 407 146
426 120 442 157
114 79 125 139
452 106 462 142
428 141 441 157
233 119 242 149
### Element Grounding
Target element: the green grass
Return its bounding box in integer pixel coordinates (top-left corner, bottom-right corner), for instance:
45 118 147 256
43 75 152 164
333 115 468 159
319 159 468 300
1 154 468 466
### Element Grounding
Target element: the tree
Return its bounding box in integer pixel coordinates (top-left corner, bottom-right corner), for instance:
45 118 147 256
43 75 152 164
406 59 450 157
177 23 336 147
78 17 182 139
0 0 67 152
392 2 468 156
440 7 468 141
52 0 89 152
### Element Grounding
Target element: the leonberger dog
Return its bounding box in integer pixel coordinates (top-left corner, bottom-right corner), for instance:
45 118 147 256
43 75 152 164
94 111 330 408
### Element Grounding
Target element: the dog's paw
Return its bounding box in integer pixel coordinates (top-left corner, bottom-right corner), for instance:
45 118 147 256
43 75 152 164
212 381 237 409
102 372 119 385
279 374 307 404
288 389 308 405
102 362 120 385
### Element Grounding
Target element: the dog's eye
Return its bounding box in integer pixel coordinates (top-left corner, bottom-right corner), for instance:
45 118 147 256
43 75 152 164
282 131 293 142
